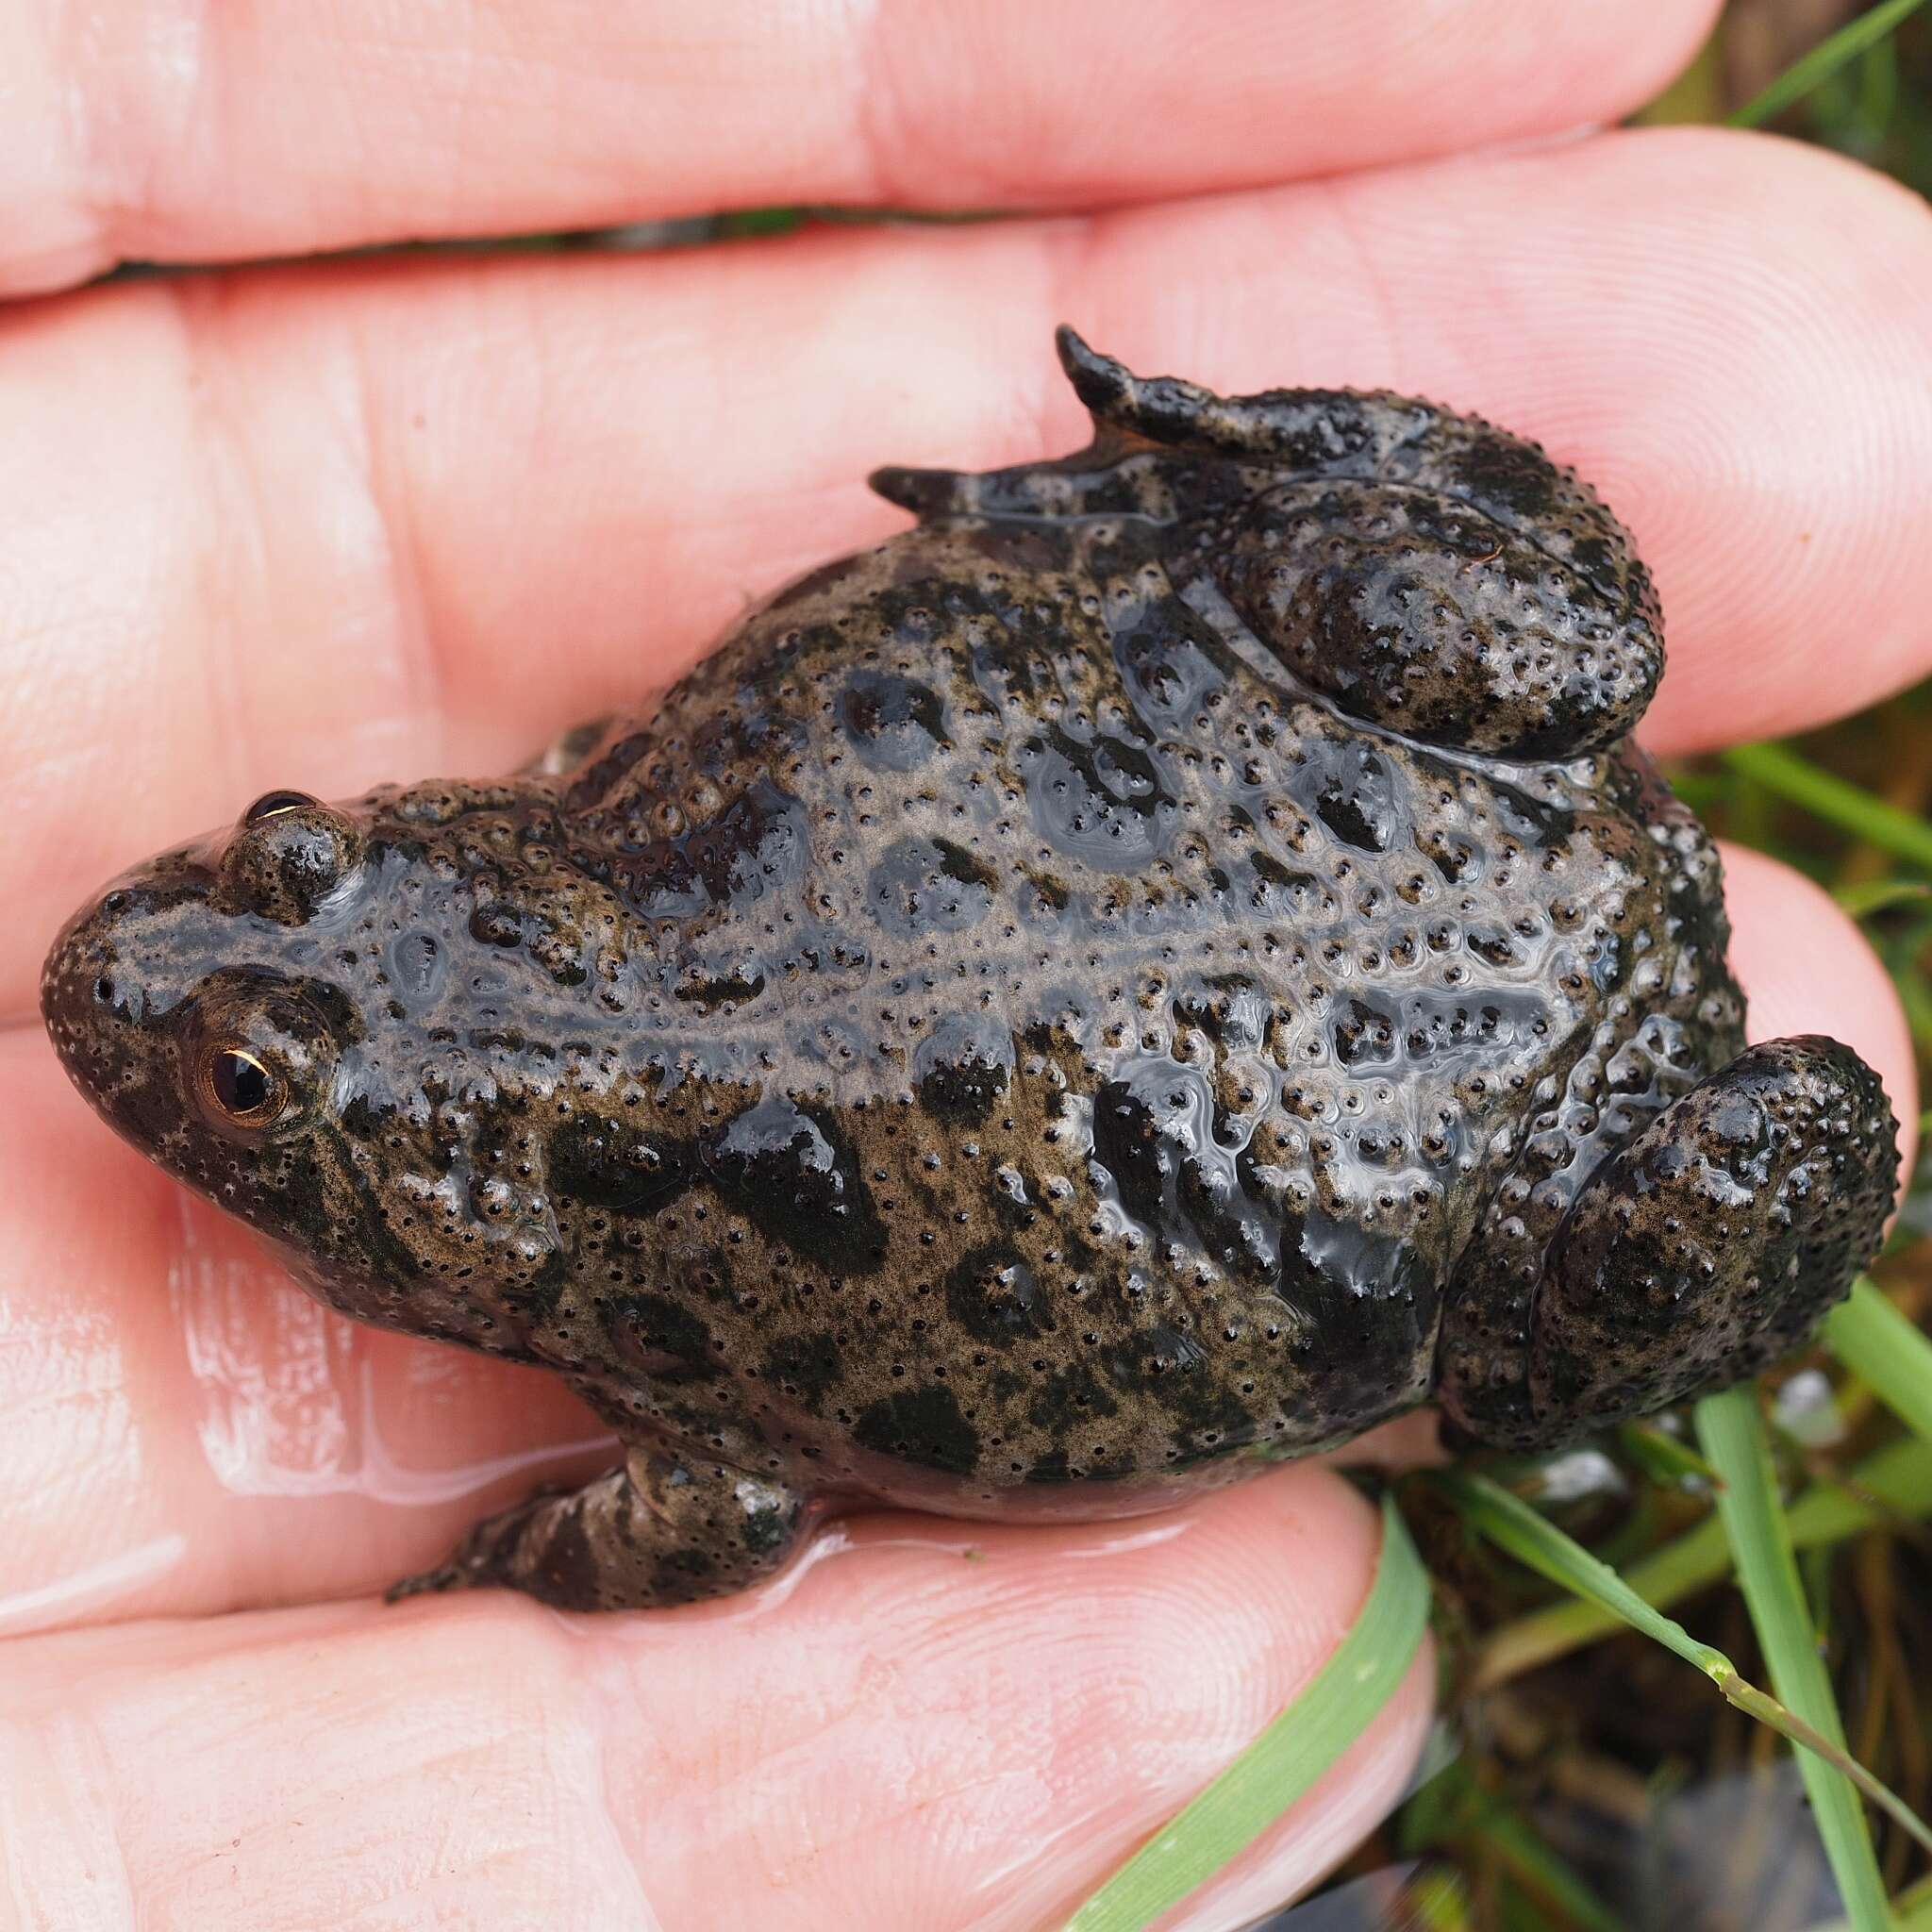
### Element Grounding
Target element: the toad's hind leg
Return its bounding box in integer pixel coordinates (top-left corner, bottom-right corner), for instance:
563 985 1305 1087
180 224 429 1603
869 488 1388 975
388 1445 811 1611
1449 1038 1898 1449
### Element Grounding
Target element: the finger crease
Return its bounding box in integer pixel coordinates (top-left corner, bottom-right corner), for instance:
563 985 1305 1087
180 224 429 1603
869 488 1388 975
348 325 447 763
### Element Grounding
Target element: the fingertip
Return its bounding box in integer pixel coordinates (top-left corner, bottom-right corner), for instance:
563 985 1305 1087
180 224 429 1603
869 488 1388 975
587 1466 1430 1930
1721 840 1918 1167
1614 129 1932 751
1151 1649 1436 1932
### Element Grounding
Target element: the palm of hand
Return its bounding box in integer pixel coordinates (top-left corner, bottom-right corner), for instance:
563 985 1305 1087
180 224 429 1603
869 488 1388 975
2 5 1924 1926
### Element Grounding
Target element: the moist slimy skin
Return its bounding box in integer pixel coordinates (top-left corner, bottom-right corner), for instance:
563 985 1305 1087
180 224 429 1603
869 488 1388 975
42 332 1900 1610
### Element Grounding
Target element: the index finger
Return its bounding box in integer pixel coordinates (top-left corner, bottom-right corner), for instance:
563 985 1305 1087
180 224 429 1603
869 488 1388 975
0 1468 1431 1930
0 0 1719 294
3 127 1930 1021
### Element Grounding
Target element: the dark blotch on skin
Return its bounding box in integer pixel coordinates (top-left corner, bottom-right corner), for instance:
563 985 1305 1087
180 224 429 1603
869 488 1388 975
762 1329 847 1407
701 1095 886 1276
602 1292 714 1374
839 670 949 772
40 329 1900 1613
914 1011 1016 1125
1091 1080 1172 1227
868 836 996 937
853 1384 983 1476
550 1116 692 1216
944 1245 1050 1344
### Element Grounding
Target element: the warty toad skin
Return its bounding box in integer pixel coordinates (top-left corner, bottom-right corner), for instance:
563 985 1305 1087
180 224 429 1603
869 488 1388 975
42 331 1899 1609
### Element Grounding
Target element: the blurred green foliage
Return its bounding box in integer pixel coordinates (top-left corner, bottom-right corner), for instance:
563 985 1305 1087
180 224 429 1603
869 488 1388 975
1309 7 1932 1927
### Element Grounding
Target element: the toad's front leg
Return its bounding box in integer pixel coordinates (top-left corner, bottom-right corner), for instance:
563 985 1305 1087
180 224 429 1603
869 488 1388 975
390 1444 813 1611
1442 1037 1898 1450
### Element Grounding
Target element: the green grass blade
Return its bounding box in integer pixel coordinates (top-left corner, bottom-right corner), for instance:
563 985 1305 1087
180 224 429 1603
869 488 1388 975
1061 1493 1430 1932
1694 1389 1891 1929
1441 1462 1932 1876
1405 1865 1476 1930
1436 1469 1731 1674
1825 1278 1932 1443
1728 0 1931 128
1474 1439 1932 1686
1835 878 1932 920
1810 1873 1932 1932
1722 742 1932 872
1731 734 1932 873
1616 1421 1719 1491
717 206 805 237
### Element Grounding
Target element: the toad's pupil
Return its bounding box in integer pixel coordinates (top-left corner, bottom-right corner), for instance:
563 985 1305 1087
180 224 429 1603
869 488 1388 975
212 1049 274 1117
244 789 319 824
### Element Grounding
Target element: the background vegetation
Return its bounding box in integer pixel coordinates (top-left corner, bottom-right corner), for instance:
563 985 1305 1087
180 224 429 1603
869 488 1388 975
1288 6 1932 1927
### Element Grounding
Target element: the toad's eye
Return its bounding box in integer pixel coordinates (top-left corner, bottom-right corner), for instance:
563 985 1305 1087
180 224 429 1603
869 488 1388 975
244 790 321 824
225 793 360 923
199 1043 287 1126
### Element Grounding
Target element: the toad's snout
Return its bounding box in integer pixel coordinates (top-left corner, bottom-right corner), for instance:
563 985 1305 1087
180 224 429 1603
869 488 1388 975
40 861 215 1124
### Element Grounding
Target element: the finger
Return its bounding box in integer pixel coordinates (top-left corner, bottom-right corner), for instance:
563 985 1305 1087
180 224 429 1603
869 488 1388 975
0 1467 1430 1931
1722 840 1920 1174
5 125 1932 1016
2 847 1908 1633
0 1028 613 1636
0 0 1718 296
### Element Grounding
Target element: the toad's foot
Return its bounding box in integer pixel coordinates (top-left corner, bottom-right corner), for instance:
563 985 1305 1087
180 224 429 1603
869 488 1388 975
1447 1037 1899 1448
388 1445 810 1611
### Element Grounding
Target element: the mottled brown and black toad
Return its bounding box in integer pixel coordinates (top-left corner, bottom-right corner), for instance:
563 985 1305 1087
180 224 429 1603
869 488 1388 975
42 332 1899 1609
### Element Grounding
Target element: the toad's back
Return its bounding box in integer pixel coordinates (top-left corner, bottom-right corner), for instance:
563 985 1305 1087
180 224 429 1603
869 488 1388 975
479 472 1738 1502
47 334 1890 1613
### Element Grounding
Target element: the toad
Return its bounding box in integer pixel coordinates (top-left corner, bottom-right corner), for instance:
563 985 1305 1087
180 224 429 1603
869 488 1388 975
42 332 1899 1609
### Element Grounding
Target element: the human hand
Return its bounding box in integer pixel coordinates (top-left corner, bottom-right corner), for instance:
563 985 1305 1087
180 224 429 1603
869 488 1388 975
3 3 1926 1925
